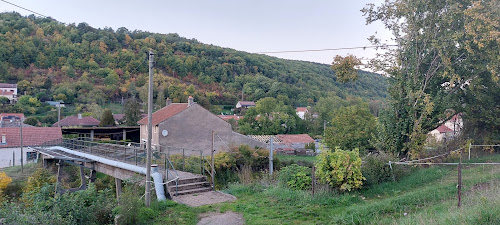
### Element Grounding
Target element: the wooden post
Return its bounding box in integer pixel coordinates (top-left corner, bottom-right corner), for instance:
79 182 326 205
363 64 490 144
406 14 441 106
312 166 316 196
211 130 215 190
12 151 15 166
115 178 122 203
458 152 462 208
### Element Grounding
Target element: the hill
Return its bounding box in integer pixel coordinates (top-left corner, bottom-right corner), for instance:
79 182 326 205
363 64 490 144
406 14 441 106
0 12 386 110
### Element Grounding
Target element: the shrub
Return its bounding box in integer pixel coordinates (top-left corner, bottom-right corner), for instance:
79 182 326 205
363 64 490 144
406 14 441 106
315 147 364 191
361 152 410 186
278 164 312 190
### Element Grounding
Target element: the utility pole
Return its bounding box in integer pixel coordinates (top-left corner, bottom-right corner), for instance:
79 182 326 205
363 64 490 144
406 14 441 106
57 102 61 127
269 136 273 175
145 50 154 207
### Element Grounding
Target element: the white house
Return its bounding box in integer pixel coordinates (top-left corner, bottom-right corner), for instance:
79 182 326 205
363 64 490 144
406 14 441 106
296 107 309 120
0 83 17 103
428 114 463 142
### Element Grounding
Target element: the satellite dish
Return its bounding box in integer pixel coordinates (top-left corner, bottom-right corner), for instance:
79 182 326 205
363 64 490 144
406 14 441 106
162 130 168 137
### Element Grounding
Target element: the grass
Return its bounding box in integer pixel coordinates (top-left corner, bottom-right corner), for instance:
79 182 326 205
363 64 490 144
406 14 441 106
275 154 317 165
3 155 499 224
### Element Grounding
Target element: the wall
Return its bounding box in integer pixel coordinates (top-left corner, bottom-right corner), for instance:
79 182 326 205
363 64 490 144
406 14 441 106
0 147 37 168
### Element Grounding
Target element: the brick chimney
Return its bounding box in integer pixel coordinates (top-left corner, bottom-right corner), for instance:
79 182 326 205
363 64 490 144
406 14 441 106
166 98 172 106
188 96 194 106
78 114 82 119
1 132 6 145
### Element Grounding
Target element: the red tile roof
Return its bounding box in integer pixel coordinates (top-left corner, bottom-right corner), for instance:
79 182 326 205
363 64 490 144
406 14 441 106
217 115 243 121
436 124 453 133
0 83 16 88
276 134 315 144
53 115 100 127
113 114 125 121
1 113 25 120
0 127 62 148
296 107 308 112
137 103 189 125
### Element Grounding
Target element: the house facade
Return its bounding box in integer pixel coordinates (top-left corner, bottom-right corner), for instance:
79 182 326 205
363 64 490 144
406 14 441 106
138 97 264 156
296 107 309 120
428 114 463 142
0 83 17 103
0 127 62 168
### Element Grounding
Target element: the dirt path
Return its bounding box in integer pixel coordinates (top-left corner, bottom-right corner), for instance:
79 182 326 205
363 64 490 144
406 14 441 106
197 211 244 225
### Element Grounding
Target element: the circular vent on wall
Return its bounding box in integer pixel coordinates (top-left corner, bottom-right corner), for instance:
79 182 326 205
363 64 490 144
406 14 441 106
161 130 169 137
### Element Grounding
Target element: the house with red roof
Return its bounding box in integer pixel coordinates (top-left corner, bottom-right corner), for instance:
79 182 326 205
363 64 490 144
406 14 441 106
0 83 17 103
138 96 263 156
428 114 463 142
0 127 62 168
53 114 100 127
295 107 309 120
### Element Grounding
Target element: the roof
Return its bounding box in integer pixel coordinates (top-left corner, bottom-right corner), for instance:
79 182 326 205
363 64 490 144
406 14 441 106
248 135 283 143
113 114 125 121
237 101 256 106
436 124 453 133
276 134 315 144
53 115 100 127
137 103 189 125
0 83 16 88
217 115 243 121
1 113 25 121
0 127 62 148
296 107 308 112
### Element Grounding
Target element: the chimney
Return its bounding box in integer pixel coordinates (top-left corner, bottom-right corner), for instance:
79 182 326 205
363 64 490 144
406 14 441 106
188 96 194 106
166 98 172 106
1 132 6 145
78 114 82 119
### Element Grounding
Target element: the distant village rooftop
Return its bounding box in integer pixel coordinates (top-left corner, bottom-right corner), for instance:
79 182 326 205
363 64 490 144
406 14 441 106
53 114 100 127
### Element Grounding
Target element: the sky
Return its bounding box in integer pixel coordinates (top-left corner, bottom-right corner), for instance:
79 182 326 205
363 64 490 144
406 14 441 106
0 0 393 66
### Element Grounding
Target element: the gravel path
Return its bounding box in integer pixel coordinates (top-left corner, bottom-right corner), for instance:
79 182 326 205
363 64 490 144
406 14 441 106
197 211 244 225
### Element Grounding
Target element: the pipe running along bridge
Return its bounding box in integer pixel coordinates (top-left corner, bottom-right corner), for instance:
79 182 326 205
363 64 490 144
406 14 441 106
34 138 215 201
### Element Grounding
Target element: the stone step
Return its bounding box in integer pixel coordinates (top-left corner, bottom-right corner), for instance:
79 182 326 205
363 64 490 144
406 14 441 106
171 187 213 196
168 181 210 192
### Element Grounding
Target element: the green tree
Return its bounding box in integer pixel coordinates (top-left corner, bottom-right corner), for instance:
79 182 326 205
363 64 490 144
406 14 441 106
99 109 115 127
0 96 10 105
331 54 362 83
124 98 142 126
363 0 499 157
325 104 376 152
24 117 39 126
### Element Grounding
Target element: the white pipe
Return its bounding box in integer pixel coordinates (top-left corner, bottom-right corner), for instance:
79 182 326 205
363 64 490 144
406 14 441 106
151 165 166 201
47 146 167 201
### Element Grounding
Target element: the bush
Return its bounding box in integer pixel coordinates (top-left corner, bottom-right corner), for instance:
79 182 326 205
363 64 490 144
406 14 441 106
278 164 312 190
361 152 411 186
315 147 364 191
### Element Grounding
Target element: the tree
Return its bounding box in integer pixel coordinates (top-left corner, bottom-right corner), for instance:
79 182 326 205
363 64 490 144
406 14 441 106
331 54 362 83
24 117 39 126
0 96 10 105
325 104 376 152
362 0 500 158
99 109 115 127
124 98 142 126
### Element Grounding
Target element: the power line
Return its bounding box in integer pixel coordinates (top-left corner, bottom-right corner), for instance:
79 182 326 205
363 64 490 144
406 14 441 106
0 0 66 25
255 45 397 54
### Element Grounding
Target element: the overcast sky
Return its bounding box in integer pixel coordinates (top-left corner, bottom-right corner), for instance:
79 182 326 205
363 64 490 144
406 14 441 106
1 0 392 66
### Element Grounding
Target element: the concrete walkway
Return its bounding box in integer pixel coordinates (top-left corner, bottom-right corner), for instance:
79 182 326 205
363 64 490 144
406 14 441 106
172 191 237 207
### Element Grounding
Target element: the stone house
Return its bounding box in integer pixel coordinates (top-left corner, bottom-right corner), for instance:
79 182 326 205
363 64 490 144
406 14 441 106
138 97 264 156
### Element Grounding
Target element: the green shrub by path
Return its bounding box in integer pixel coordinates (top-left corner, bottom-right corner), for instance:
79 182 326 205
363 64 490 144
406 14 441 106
361 152 412 187
278 164 312 190
315 147 364 191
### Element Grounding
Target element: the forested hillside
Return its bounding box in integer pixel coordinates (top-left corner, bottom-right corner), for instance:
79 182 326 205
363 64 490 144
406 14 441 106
0 12 386 109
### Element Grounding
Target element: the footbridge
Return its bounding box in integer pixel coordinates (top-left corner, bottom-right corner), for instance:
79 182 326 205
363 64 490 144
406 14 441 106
35 138 215 200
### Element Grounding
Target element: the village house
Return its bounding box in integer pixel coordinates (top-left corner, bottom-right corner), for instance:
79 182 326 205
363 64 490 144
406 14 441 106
428 114 463 142
0 113 31 128
235 101 256 109
0 83 18 103
138 97 264 156
53 114 100 127
217 115 243 122
296 107 309 120
0 127 62 168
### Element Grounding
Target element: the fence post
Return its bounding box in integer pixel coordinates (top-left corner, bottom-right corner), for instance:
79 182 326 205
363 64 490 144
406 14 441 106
458 152 462 208
312 166 316 196
211 130 215 190
270 136 274 176
468 143 472 160
200 151 203 175
182 149 185 171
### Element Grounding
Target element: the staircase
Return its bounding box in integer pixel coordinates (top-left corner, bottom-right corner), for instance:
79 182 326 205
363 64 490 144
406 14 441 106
167 176 212 196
